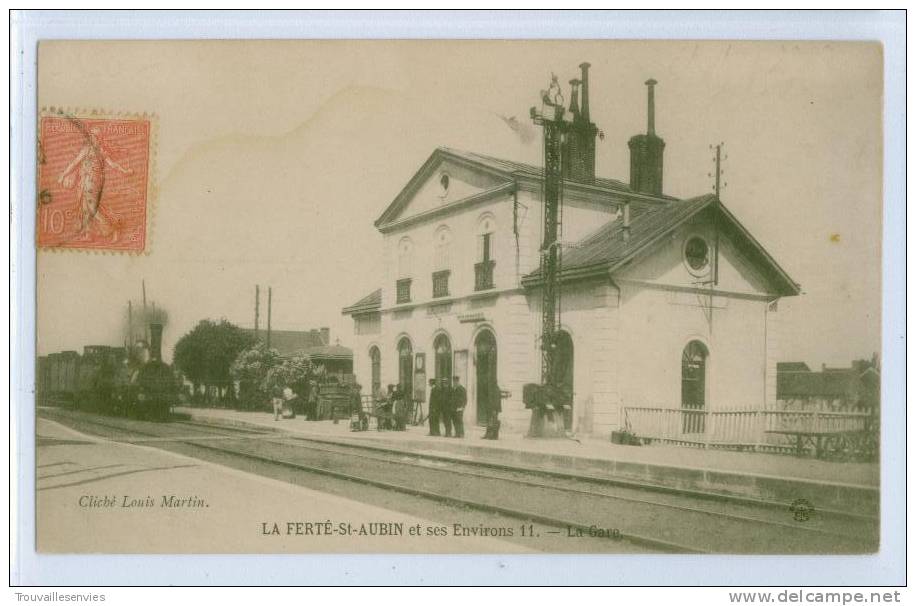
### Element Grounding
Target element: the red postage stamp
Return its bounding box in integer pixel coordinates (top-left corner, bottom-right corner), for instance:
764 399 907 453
37 111 153 252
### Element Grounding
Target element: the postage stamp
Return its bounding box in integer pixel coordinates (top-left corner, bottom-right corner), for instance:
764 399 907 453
37 110 153 253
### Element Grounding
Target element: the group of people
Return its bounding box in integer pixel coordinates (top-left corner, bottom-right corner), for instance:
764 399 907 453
374 383 413 431
271 379 320 422
271 385 297 421
344 374 501 440
427 376 467 438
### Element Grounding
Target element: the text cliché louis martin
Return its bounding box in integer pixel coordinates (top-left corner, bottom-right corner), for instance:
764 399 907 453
79 494 209 509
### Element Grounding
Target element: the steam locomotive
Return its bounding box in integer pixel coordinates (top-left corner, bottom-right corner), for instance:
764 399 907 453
37 322 178 420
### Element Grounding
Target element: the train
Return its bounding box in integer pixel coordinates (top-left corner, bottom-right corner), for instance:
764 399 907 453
36 322 178 420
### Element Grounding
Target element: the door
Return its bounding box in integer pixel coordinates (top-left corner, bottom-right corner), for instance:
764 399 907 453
681 340 708 433
397 338 413 399
475 330 498 425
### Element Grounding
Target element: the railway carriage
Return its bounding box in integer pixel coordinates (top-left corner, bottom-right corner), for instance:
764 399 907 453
37 323 177 420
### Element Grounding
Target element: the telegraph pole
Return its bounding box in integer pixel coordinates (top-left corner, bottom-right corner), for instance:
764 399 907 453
141 279 149 344
254 284 260 338
266 286 272 349
710 143 726 286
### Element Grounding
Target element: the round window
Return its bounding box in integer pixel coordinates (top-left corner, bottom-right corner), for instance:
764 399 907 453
684 236 710 273
439 173 450 198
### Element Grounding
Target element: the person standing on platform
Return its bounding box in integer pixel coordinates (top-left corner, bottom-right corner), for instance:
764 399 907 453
349 383 367 431
450 375 467 438
440 377 454 438
282 385 297 419
393 383 407 431
427 378 441 436
305 380 319 421
271 386 284 421
483 381 503 440
379 384 396 430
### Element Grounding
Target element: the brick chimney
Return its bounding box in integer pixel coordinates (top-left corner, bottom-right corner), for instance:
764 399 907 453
627 78 665 195
320 327 330 345
563 62 599 183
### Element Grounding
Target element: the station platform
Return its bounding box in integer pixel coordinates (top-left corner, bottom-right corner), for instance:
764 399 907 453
176 407 880 516
36 416 527 554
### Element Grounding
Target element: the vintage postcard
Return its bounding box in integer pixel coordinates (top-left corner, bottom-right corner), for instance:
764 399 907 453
32 39 884 558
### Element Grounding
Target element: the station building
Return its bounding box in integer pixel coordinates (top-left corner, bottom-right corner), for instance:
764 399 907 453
343 68 799 438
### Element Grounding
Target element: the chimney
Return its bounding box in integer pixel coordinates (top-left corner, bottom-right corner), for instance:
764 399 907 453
149 323 163 362
320 327 330 345
564 62 599 183
647 78 659 134
568 78 580 118
579 62 591 121
628 78 665 195
622 201 631 243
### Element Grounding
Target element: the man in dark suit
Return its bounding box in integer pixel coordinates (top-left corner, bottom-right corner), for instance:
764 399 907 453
450 375 467 438
427 378 441 436
439 377 454 437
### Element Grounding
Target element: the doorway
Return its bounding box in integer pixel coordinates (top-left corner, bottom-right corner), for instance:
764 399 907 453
681 340 708 433
474 329 498 425
397 337 413 398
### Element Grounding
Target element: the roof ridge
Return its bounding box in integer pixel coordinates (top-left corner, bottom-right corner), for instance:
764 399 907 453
438 146 634 190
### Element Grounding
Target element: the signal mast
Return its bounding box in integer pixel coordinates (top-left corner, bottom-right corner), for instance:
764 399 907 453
525 70 580 438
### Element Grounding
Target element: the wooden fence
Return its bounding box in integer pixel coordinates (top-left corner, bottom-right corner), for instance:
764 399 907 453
620 407 872 452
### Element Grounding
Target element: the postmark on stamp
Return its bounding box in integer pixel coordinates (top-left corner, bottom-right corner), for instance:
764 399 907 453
37 110 154 253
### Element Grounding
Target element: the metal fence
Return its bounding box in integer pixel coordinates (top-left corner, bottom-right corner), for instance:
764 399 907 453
620 406 872 452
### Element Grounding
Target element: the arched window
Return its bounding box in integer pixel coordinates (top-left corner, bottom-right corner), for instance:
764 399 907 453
681 340 709 433
396 238 414 304
397 337 413 399
434 333 452 382
369 346 381 398
433 226 452 298
475 215 497 291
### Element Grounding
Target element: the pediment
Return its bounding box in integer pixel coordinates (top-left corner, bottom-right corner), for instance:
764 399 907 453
615 211 781 297
375 149 513 228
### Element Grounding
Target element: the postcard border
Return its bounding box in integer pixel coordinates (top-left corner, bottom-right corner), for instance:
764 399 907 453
10 9 907 587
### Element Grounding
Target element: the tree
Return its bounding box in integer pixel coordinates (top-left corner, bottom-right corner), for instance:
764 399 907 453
173 319 255 403
261 353 323 397
230 343 282 409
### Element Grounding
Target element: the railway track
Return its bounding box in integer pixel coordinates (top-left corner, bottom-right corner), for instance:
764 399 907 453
40 409 878 554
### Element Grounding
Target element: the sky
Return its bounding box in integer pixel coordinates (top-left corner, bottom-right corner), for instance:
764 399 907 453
36 40 883 368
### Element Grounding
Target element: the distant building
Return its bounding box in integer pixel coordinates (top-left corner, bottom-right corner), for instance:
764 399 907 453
343 67 799 438
241 327 329 356
777 361 880 412
241 327 353 378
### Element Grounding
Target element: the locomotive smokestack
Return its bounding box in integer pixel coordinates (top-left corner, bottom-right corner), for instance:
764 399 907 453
579 62 591 121
149 323 163 362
